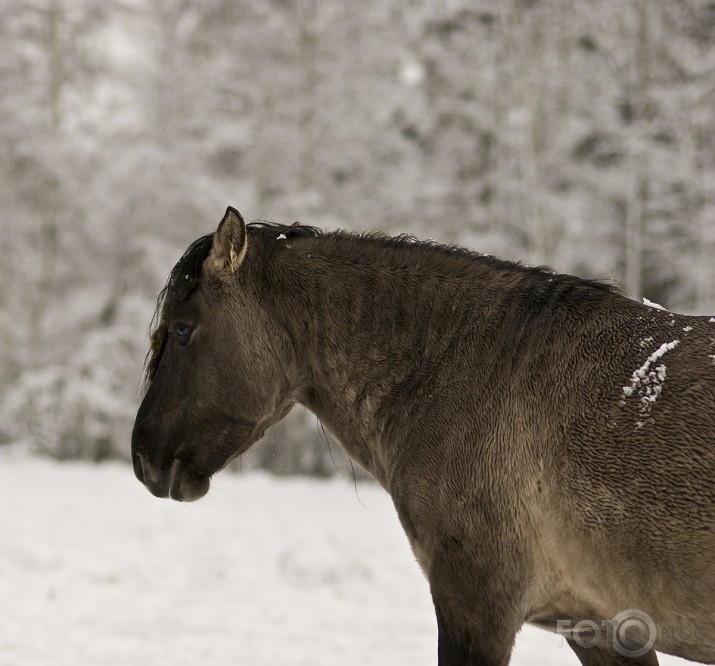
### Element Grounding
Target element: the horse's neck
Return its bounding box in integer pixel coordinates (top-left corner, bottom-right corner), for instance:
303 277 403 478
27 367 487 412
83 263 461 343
262 244 498 486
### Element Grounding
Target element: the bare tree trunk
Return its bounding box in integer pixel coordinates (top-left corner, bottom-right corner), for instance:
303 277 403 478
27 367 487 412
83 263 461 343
295 0 319 192
29 0 66 365
692 149 709 311
623 0 649 301
624 149 644 300
497 0 548 266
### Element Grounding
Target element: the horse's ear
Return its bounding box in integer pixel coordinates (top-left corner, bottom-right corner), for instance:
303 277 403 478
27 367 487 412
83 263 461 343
211 206 247 274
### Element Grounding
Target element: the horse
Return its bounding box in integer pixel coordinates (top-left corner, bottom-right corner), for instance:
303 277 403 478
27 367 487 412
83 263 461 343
131 207 715 666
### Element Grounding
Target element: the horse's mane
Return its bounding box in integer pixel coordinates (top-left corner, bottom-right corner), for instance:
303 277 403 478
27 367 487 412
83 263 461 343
301 229 620 304
246 220 321 239
144 221 619 387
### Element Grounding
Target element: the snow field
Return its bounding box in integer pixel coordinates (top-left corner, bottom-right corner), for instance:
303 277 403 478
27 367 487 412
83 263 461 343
0 450 692 665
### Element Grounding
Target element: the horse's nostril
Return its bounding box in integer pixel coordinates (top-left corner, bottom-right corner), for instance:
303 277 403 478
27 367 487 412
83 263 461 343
133 452 146 484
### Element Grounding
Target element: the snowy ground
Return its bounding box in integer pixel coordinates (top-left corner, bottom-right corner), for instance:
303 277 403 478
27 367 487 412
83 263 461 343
0 449 694 666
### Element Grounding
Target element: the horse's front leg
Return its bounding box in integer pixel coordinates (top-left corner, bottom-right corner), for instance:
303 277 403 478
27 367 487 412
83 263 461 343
567 639 660 666
429 536 525 666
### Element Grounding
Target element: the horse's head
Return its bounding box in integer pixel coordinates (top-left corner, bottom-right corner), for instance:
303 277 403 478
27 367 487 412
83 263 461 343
131 207 295 501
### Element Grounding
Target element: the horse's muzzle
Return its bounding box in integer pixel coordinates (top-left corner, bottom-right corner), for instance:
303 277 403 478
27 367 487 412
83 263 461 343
132 451 170 497
132 452 209 502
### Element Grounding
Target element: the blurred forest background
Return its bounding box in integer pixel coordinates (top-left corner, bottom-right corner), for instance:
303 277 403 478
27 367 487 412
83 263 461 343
1 0 715 473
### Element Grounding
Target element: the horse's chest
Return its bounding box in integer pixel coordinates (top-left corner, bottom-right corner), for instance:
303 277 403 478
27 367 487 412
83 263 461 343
409 538 433 577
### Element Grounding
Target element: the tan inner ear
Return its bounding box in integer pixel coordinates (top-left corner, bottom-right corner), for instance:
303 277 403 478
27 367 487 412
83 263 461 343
229 240 246 272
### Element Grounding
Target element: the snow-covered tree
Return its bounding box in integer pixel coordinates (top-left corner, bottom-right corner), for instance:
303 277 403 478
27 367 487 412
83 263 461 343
2 0 715 469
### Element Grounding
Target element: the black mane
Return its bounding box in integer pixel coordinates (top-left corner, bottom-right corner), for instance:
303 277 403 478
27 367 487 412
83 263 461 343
294 229 620 307
144 221 619 386
247 220 321 239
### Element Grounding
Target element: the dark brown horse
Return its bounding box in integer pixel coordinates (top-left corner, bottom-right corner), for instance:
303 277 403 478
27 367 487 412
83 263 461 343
132 207 715 666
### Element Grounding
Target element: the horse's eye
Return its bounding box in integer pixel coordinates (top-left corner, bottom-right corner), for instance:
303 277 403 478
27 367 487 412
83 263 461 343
172 323 193 343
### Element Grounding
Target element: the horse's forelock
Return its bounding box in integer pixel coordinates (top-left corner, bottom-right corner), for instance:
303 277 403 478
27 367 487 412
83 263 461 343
143 233 215 389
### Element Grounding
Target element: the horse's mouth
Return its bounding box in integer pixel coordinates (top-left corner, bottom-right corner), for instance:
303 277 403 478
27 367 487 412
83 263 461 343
132 431 258 502
167 459 211 502
133 454 210 502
